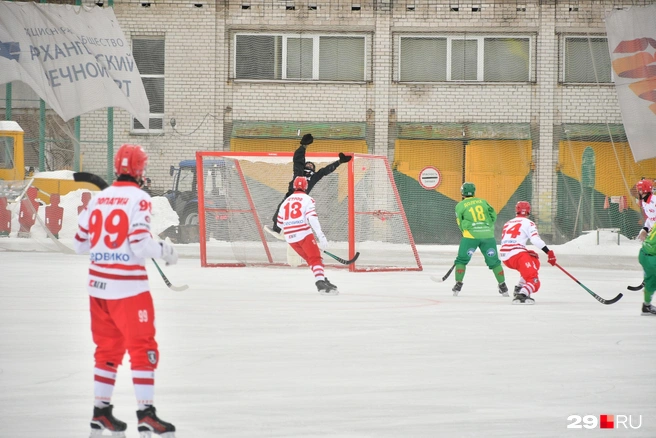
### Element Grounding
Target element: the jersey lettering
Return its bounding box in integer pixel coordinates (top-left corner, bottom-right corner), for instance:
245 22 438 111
283 201 303 220
468 205 487 222
75 182 156 299
278 193 317 243
502 222 522 239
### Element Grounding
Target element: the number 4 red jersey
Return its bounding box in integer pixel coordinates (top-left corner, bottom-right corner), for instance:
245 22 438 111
74 181 163 299
499 216 547 261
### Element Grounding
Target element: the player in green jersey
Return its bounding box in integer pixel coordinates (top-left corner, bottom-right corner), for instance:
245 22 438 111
452 182 508 297
638 226 656 315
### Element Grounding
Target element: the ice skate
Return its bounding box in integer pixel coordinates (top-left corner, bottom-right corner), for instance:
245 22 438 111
137 406 176 437
452 281 463 296
512 292 535 305
264 224 285 241
90 404 127 437
316 279 339 295
513 285 522 298
498 282 509 297
641 303 656 316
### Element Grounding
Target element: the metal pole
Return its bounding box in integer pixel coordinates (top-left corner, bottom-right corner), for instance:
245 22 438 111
39 99 45 171
106 0 114 182
107 108 113 182
74 117 81 171
5 84 11 120
39 0 47 172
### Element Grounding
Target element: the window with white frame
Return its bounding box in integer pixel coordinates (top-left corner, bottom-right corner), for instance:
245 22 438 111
563 37 612 83
234 33 366 81
399 35 531 82
132 37 165 133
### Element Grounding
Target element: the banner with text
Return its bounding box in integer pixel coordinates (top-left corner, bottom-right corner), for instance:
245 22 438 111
0 1 149 127
605 4 656 162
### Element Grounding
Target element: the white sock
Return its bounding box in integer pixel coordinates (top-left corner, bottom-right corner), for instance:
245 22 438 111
132 369 155 409
94 366 117 407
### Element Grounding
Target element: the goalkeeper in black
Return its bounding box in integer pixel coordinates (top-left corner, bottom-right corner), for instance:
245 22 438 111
267 133 352 236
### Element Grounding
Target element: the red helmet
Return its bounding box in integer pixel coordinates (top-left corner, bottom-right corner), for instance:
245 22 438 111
636 179 653 194
114 144 148 179
516 201 531 217
293 176 308 192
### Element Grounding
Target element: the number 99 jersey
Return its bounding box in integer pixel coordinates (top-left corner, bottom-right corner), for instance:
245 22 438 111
499 216 547 261
74 181 162 299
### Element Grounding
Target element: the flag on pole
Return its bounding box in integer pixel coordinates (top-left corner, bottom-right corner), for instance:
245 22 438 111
0 1 150 127
605 4 656 162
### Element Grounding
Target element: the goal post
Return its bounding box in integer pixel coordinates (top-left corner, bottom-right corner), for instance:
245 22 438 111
196 151 422 272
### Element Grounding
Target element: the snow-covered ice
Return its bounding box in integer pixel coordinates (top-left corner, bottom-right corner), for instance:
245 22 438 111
1 229 654 437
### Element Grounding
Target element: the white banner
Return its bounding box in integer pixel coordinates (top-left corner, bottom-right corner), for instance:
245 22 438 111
0 1 149 127
605 4 656 162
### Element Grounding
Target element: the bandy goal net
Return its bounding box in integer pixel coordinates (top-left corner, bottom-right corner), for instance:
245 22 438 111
195 151 422 272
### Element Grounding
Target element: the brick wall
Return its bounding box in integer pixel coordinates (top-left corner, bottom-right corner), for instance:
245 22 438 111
75 0 634 213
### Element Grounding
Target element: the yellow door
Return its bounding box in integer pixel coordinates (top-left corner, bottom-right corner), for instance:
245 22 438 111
465 140 532 211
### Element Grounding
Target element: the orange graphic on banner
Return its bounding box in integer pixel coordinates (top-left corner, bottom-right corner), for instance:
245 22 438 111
612 38 656 114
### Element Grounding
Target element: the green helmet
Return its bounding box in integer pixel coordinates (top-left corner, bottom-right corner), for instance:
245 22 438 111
461 182 476 197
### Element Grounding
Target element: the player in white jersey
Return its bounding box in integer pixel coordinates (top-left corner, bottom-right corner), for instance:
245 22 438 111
277 176 338 295
635 179 656 241
499 201 557 305
74 144 178 437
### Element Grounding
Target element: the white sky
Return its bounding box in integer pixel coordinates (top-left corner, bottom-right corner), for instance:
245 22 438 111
1 227 655 437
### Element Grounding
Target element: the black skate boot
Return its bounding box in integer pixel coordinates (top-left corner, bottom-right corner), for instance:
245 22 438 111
452 281 463 296
137 406 176 437
498 282 509 297
325 277 337 289
90 404 127 437
316 279 339 295
641 303 656 316
512 292 535 305
513 285 522 298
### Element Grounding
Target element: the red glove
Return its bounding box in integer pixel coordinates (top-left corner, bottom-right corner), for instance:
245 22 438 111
547 250 557 266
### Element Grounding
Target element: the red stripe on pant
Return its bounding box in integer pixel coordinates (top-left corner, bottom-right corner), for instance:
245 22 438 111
290 234 324 278
94 375 116 385
133 377 155 385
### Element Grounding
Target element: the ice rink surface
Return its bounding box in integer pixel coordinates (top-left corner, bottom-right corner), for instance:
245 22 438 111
1 231 654 437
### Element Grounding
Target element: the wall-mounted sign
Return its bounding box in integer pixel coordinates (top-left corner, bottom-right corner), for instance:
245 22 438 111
419 166 441 190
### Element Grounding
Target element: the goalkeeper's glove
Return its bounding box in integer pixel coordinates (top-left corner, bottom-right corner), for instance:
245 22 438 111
339 152 352 163
300 133 314 146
